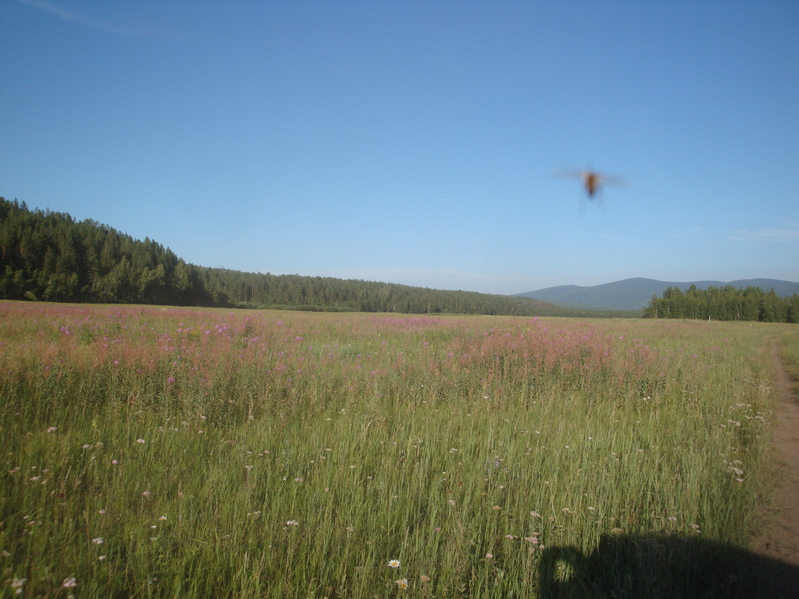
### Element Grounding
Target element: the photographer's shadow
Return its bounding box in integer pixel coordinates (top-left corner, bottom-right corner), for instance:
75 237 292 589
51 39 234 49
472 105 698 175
540 533 799 598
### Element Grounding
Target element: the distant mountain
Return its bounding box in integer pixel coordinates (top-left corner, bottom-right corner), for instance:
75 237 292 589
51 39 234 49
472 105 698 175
516 277 799 311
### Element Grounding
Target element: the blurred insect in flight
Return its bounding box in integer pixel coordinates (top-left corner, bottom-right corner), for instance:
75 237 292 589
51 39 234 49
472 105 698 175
556 169 625 199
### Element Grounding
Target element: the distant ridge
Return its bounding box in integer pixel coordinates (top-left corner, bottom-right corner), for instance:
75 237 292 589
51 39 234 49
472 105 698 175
516 277 799 311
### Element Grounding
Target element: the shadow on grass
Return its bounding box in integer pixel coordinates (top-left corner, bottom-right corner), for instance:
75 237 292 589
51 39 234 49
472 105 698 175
539 533 799 599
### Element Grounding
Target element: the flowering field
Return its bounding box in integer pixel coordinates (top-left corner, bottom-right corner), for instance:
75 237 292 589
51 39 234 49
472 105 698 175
0 301 793 597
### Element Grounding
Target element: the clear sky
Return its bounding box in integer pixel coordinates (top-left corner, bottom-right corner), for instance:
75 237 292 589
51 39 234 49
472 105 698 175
1 1 798 295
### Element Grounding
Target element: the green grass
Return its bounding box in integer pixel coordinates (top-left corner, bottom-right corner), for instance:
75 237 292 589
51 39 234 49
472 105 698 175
778 329 799 391
0 302 793 597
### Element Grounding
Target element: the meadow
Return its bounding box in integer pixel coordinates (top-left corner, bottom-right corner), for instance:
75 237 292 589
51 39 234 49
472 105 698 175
1 301 795 598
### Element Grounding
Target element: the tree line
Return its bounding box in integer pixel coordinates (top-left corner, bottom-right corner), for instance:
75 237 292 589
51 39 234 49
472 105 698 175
643 284 799 322
3 197 626 316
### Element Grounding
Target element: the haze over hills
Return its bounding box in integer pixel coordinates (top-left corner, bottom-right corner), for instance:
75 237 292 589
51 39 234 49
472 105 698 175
4 197 798 317
516 278 799 311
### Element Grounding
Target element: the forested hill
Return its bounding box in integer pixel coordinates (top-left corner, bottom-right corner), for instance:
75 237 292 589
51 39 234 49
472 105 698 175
0 197 592 316
643 284 799 323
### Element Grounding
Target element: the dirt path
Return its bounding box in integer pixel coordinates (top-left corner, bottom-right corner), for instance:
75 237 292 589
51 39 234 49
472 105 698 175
750 340 799 595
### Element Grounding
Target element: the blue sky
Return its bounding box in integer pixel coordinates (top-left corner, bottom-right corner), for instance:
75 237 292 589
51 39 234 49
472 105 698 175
1 1 798 294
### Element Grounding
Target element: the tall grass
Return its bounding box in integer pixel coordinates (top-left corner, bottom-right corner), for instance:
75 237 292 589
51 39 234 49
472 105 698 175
778 329 799 389
0 302 791 597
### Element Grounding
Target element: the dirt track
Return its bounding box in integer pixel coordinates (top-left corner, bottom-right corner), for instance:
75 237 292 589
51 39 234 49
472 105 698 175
751 340 799 596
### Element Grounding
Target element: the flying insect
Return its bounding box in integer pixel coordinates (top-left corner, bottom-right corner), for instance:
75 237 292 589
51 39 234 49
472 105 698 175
556 168 625 199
